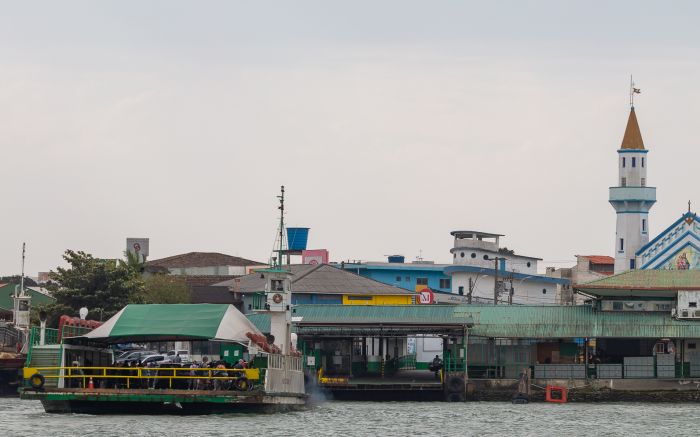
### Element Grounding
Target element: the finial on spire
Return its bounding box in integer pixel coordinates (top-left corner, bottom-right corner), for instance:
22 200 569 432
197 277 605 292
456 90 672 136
689 200 692 214
630 75 641 108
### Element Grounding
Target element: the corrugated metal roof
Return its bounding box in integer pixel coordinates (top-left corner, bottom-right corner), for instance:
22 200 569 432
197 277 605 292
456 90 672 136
247 304 700 339
576 270 700 291
580 255 615 265
215 264 414 296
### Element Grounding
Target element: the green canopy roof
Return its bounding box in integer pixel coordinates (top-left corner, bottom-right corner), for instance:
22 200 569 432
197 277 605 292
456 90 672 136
248 304 700 339
72 304 262 344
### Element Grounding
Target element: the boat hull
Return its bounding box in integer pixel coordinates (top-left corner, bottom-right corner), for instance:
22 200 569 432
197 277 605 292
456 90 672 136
22 388 307 415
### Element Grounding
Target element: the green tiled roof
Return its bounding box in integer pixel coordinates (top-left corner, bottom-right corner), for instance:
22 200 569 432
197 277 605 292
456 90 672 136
575 270 700 296
0 283 55 311
248 304 700 339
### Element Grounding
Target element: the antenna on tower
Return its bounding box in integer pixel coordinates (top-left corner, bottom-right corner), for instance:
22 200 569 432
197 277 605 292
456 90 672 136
270 186 288 269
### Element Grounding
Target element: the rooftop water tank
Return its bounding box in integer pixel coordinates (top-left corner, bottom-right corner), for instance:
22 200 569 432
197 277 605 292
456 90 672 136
286 227 310 251
387 255 405 263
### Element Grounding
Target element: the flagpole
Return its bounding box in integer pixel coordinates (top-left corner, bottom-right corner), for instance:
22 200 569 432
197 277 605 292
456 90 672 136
630 75 634 108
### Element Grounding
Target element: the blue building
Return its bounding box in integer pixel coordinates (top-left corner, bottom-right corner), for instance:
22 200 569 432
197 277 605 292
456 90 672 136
340 257 453 294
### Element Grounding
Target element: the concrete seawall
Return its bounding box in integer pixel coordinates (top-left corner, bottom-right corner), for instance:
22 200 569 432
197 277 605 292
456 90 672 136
469 378 700 402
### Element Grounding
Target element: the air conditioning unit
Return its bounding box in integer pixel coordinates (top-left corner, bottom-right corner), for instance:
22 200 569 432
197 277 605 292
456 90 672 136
676 308 700 319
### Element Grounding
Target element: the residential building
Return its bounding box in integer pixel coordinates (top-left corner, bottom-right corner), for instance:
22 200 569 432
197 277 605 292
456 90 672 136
550 255 615 305
215 263 415 314
444 230 568 304
340 257 453 294
146 252 266 276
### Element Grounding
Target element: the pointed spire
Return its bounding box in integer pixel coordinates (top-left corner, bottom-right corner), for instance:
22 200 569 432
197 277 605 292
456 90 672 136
620 107 645 150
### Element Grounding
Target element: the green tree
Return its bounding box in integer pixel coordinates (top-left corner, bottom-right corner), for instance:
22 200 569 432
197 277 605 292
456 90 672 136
0 275 37 287
142 274 191 304
42 250 145 326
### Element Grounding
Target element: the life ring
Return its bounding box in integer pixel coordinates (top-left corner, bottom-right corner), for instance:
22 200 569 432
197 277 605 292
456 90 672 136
272 293 283 304
30 373 45 390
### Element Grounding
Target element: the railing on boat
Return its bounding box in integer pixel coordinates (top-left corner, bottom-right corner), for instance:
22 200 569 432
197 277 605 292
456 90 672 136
24 366 261 390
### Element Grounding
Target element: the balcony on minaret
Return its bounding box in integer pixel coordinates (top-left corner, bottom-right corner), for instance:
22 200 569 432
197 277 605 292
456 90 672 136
609 186 657 204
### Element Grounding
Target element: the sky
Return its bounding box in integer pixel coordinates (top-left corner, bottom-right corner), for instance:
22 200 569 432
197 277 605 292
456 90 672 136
2 1 700 276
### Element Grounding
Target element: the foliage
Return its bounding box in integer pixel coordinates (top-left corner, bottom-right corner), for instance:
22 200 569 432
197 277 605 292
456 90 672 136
142 274 191 304
498 247 515 255
0 275 37 287
120 250 145 273
42 250 145 326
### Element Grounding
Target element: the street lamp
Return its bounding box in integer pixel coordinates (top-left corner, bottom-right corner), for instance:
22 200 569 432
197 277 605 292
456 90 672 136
467 274 490 304
510 275 536 305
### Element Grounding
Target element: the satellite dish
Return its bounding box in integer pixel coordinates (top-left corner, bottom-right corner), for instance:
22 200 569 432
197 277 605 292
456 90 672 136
79 307 88 320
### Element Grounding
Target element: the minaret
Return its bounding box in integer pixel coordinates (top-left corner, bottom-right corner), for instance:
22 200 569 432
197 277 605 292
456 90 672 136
609 100 656 273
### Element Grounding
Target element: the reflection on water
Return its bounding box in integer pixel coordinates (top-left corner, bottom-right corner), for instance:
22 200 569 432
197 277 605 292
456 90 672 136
2 397 697 437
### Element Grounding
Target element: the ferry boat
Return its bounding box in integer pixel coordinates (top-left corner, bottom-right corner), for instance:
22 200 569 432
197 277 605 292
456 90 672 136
20 187 307 414
20 302 306 414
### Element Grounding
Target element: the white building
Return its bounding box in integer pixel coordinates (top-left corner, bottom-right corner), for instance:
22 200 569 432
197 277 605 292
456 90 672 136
444 231 568 304
609 106 656 273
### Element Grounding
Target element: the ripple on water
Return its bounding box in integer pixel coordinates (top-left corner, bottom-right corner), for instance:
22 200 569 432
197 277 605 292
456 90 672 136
2 398 698 437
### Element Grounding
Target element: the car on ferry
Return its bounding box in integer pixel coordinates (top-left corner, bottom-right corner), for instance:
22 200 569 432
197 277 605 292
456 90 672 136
140 354 167 366
165 349 190 364
115 349 157 364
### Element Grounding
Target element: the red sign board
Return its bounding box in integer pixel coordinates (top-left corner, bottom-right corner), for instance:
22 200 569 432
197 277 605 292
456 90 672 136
417 288 434 305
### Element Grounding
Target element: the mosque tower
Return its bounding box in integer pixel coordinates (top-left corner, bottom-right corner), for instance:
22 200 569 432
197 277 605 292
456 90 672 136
609 99 657 273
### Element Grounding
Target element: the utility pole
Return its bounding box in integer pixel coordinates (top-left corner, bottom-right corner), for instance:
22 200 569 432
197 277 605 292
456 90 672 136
493 257 499 305
467 277 473 304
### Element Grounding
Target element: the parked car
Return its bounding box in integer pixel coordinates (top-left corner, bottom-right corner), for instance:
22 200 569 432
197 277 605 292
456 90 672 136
165 350 191 364
115 350 157 364
140 354 167 366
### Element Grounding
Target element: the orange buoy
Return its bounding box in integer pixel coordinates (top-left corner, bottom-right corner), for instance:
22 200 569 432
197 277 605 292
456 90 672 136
545 385 567 403
88 377 94 390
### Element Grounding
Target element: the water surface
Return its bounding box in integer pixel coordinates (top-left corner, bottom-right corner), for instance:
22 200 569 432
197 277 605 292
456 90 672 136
2 397 696 437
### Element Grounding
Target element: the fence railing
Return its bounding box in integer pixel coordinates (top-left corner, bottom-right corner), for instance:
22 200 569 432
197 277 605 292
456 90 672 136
24 366 261 390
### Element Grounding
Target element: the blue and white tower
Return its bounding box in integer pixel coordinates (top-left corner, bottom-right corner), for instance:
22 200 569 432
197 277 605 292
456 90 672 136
609 102 656 274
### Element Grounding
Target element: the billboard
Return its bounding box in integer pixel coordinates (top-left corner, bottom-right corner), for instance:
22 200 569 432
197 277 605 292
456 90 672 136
302 249 329 265
126 238 150 262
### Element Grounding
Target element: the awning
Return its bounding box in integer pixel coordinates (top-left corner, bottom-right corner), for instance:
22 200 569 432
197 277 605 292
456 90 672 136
67 304 262 344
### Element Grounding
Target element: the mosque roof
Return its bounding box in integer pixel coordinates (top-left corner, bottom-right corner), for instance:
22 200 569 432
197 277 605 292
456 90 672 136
620 107 645 150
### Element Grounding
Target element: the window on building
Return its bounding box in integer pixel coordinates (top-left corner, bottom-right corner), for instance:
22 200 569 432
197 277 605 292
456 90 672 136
632 157 636 167
690 302 698 308
542 289 547 294
416 278 428 286
622 157 626 167
641 177 646 187
395 276 401 282
642 157 645 167
439 279 451 289
471 253 476 258
483 254 489 260
460 252 465 258
621 177 627 187
526 262 531 268
642 218 647 232
630 259 635 269
689 343 697 350
619 238 624 252
458 286 464 295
